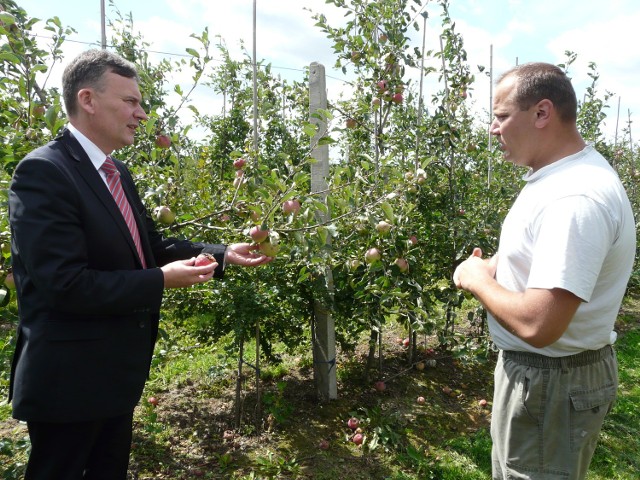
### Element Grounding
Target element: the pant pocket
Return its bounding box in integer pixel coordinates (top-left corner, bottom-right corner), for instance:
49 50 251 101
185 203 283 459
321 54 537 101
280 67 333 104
569 383 616 453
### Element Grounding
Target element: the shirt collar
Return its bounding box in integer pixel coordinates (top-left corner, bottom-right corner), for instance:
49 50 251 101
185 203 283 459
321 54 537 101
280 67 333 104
67 123 110 171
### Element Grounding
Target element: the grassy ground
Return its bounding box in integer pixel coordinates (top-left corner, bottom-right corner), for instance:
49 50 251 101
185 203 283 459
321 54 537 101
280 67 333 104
1 296 639 479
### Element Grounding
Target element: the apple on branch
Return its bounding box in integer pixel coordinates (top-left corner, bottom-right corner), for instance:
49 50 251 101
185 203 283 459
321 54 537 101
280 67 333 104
249 226 269 244
376 221 392 235
282 199 301 215
154 205 175 225
233 157 247 169
155 134 171 149
394 257 409 273
364 247 381 264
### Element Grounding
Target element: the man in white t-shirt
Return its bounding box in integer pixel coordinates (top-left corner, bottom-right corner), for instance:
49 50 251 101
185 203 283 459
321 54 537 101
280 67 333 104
453 62 635 479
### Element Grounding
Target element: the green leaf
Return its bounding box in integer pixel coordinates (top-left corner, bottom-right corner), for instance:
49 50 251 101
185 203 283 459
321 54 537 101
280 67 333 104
380 201 395 223
0 13 16 26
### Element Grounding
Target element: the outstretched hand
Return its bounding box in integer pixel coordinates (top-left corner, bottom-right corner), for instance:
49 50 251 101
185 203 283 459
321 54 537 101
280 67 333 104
225 242 274 267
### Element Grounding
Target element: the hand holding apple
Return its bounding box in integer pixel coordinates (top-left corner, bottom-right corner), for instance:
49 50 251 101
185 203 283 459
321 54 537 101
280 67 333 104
225 242 273 267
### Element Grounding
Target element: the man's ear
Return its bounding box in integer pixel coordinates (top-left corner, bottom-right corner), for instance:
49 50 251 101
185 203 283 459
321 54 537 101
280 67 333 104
76 88 96 115
534 99 553 127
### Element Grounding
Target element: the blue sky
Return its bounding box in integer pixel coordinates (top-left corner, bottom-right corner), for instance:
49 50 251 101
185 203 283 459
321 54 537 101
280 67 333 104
16 0 640 141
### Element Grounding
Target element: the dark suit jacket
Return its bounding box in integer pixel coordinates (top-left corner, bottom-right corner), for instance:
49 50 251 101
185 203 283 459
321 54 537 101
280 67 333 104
8 128 226 423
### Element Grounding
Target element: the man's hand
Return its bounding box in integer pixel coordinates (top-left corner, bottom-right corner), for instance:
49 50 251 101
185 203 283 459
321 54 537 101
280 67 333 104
225 243 274 267
161 256 218 288
453 247 498 292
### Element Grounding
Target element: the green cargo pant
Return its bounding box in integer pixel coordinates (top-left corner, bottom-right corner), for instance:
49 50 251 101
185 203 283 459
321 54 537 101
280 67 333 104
491 345 617 480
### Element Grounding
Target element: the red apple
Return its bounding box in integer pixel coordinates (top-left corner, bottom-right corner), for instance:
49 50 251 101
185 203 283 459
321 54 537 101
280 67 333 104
148 396 158 406
371 97 381 107
442 386 452 395
394 258 409 273
250 226 269 243
282 199 301 215
409 235 418 245
155 134 171 149
402 338 410 348
391 93 403 104
155 206 175 225
376 80 387 92
374 380 386 392
417 396 426 404
233 158 247 169
379 33 388 43
318 439 330 450
32 104 46 118
364 248 381 264
346 118 357 129
347 417 359 430
352 433 364 445
194 253 216 267
479 399 488 407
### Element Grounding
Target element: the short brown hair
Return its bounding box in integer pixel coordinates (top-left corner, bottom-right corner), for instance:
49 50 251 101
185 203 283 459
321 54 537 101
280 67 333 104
497 62 578 123
62 49 139 116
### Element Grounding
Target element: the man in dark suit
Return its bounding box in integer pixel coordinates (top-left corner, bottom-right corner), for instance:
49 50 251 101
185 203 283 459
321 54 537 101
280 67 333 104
8 49 271 479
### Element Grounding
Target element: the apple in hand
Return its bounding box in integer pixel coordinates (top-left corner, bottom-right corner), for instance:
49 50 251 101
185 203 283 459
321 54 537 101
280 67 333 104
258 240 280 258
194 253 216 267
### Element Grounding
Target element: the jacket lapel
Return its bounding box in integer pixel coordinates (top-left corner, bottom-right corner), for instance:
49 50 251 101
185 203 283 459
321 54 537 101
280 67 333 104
60 129 147 268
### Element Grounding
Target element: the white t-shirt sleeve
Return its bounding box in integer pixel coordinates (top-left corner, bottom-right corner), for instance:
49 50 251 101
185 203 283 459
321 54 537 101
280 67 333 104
527 195 616 302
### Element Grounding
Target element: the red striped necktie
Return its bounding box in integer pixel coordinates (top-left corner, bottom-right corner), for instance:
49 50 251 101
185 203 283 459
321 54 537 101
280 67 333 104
101 156 147 268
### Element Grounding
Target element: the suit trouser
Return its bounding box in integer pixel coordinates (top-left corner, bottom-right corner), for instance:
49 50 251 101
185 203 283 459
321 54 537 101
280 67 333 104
25 411 134 480
491 345 617 480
